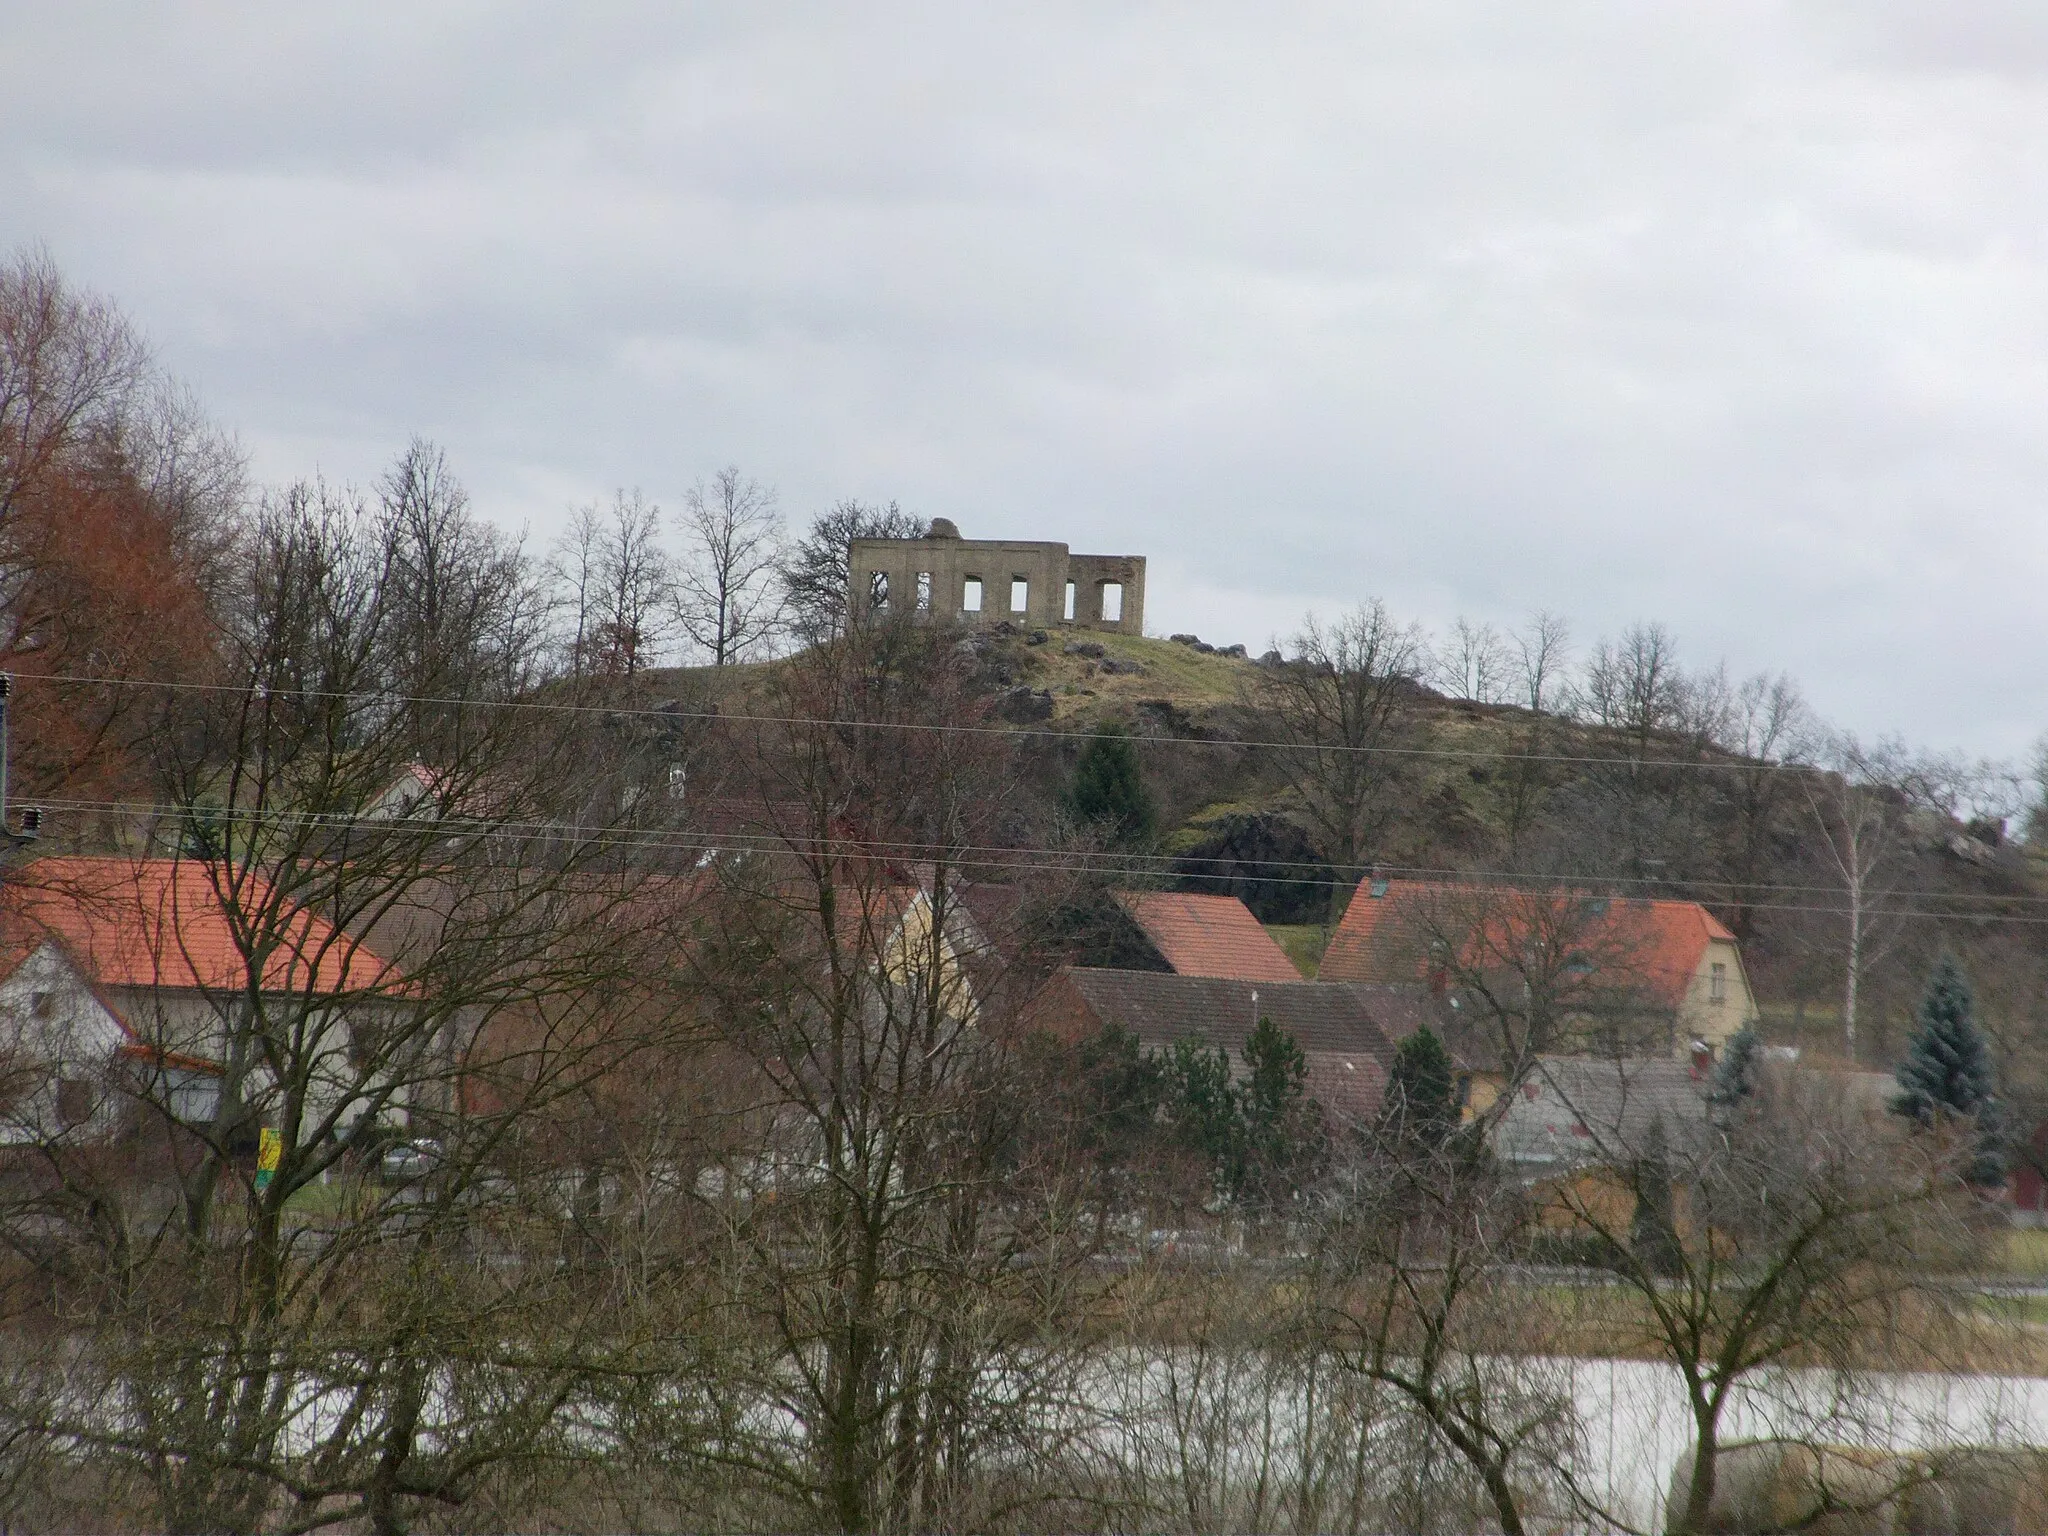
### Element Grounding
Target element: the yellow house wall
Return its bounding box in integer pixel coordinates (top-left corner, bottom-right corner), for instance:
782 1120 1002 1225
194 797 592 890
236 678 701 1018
1675 936 1757 1051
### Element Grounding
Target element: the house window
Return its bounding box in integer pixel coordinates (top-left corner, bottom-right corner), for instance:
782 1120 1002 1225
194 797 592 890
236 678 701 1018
962 577 983 613
1064 581 1077 621
1099 582 1124 623
868 570 889 609
1010 576 1029 613
915 571 932 611
1710 961 1727 1005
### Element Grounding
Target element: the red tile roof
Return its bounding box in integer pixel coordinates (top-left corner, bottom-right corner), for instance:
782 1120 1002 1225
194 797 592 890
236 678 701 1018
1114 891 1302 983
1 857 403 997
1320 880 1735 1010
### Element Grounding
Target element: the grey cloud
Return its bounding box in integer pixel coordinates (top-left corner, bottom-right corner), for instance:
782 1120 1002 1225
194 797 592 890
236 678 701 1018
3 3 2045 753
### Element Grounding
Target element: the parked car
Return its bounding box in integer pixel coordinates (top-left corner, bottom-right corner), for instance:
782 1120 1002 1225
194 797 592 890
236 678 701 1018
380 1138 441 1183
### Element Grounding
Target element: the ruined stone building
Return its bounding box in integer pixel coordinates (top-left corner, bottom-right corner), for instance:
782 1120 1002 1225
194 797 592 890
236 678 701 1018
847 518 1147 635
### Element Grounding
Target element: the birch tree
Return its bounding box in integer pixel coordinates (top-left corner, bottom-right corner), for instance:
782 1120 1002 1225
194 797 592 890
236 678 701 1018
1802 733 1912 1060
676 466 783 666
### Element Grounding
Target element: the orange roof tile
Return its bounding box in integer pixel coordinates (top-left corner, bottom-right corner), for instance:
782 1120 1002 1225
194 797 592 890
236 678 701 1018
1 857 403 998
1114 891 1303 983
1320 879 1733 1010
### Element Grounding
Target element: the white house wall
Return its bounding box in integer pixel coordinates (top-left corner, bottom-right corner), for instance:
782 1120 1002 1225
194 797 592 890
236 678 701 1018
0 942 130 1144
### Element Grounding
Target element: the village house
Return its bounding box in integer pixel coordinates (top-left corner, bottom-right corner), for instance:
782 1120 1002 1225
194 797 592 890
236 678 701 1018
1318 878 1760 1057
0 857 409 1148
1032 966 1426 1126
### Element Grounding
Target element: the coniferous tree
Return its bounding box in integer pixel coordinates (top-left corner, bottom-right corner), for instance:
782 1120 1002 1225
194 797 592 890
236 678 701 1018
1240 1015 1315 1192
1162 1039 1240 1201
1892 953 2005 1186
1383 1024 1458 1151
1629 1115 1684 1276
1706 1022 1763 1122
1068 723 1156 846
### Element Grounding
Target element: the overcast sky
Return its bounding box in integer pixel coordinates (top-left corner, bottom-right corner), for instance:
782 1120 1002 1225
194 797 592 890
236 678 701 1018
4 3 2046 758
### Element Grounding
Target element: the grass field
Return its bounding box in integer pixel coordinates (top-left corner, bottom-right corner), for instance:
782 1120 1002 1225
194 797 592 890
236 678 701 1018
1266 924 1329 979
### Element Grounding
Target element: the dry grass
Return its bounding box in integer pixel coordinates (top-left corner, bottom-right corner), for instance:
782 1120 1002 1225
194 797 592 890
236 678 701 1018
996 632 1258 721
1266 924 1330 979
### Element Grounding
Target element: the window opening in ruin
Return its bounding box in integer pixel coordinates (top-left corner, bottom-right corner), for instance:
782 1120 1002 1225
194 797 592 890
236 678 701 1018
30 991 54 1020
962 577 983 613
1010 577 1029 613
869 570 889 609
1064 581 1077 621
916 571 932 611
1099 581 1124 622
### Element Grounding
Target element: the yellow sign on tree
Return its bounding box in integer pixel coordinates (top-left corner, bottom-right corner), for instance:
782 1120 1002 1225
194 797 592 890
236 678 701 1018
255 1127 281 1192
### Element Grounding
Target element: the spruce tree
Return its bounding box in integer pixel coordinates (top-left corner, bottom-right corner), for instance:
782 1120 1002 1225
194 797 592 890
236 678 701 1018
1068 724 1156 846
1163 1039 1241 1199
1240 1016 1317 1203
1892 953 2005 1186
1629 1115 1684 1276
1706 1023 1763 1122
1384 1025 1458 1151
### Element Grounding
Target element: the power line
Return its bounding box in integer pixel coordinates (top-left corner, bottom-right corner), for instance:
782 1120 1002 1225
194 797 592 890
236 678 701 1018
21 795 2048 927
11 668 1902 779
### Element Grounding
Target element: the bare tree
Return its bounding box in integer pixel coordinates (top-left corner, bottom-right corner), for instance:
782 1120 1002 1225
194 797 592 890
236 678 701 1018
1514 610 1571 716
1539 1062 1967 1536
1431 617 1512 705
0 484 669 1534
676 466 783 666
1706 672 1811 941
547 500 606 678
780 498 925 643
1802 732 1919 1061
671 614 1099 1532
1315 1119 1584 1536
1258 603 1427 926
1483 611 1573 859
0 245 152 526
1563 623 1725 881
558 488 676 677
377 437 546 748
1387 881 1679 1073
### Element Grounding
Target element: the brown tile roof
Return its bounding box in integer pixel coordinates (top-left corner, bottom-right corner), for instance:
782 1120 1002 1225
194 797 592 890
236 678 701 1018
1113 891 1302 982
1057 966 1399 1124
1320 879 1736 1011
1 857 403 998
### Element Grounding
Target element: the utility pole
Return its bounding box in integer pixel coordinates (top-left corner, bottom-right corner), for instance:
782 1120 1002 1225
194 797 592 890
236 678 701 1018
0 675 42 853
